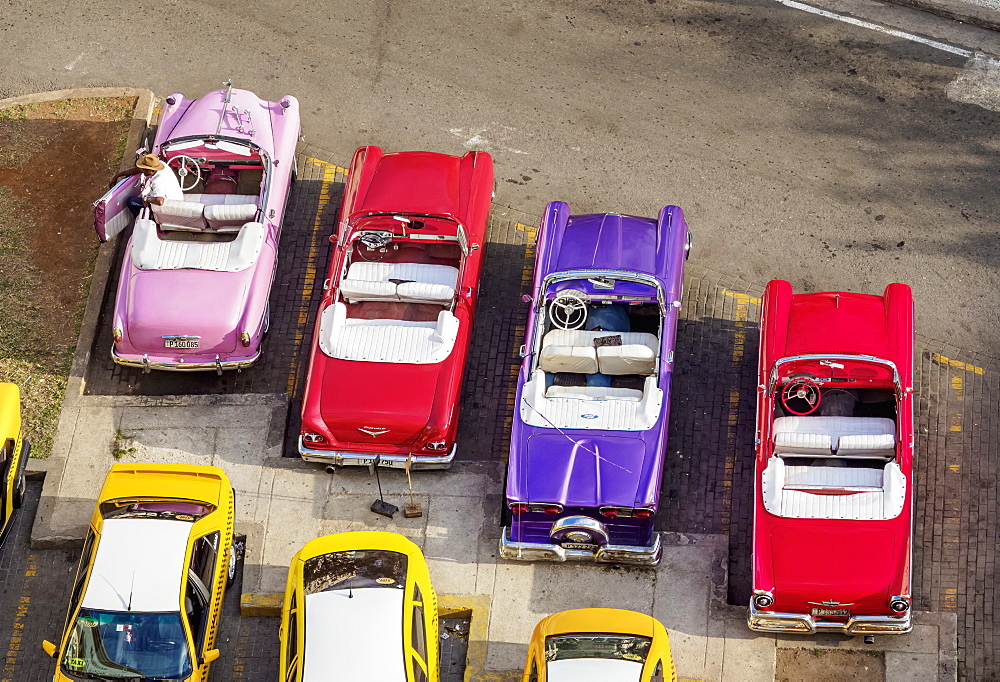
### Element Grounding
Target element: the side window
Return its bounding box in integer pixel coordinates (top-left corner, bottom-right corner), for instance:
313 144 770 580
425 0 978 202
0 437 12 464
411 583 428 681
185 532 218 656
528 659 539 682
191 532 219 594
284 592 299 682
65 530 97 629
651 659 665 682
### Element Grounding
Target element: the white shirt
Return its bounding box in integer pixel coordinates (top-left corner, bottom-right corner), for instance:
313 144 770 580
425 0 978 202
141 166 184 201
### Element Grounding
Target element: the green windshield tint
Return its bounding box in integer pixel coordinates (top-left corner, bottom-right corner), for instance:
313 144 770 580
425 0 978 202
61 609 193 680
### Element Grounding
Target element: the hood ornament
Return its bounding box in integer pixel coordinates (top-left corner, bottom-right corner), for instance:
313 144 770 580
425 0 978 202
358 426 389 437
807 600 855 607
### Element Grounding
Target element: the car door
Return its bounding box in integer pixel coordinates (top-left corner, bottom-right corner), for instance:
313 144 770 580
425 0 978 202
185 532 219 663
409 584 430 682
0 438 11 528
282 590 301 682
93 175 142 242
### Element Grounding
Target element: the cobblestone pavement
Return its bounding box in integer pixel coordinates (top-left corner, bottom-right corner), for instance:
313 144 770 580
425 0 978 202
71 146 998 678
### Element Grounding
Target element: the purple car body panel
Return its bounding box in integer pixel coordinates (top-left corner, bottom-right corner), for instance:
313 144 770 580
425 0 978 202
93 87 300 371
501 201 689 565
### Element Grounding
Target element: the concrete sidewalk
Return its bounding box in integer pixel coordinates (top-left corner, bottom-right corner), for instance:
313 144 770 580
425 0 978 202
29 395 956 680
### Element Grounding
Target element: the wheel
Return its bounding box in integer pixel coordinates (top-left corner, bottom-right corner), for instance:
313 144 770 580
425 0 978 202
226 537 243 589
12 470 24 510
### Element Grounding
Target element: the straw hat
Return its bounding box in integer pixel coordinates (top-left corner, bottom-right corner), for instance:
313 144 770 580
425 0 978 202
135 154 165 172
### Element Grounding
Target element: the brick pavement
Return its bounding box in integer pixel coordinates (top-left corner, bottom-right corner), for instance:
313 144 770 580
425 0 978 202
70 145 997 678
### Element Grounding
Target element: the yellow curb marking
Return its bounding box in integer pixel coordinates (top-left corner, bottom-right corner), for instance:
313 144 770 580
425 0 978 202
723 290 761 306
285 158 346 398
931 353 985 375
1 555 36 682
500 222 538 461
721 290 758 534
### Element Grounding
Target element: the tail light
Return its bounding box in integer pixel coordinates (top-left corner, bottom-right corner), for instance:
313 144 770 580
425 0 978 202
112 328 123 343
753 591 774 609
240 331 251 347
889 596 910 613
423 440 448 452
509 502 529 514
601 508 620 518
633 508 654 519
543 504 563 515
599 506 654 518
509 502 564 514
302 433 326 444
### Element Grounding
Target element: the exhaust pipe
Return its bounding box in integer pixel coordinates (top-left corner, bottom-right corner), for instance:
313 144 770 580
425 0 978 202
325 465 338 475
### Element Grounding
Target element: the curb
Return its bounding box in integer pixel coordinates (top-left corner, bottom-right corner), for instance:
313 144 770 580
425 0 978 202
16 88 157 551
885 0 1000 33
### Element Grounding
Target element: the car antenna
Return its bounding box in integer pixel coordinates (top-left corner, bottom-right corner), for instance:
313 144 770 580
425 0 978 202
215 79 234 138
127 570 136 612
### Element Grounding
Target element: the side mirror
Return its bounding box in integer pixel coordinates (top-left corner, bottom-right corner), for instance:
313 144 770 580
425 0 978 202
41 640 57 658
521 294 533 303
203 649 221 664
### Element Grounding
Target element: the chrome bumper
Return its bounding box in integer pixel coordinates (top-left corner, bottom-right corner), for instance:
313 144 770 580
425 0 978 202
747 602 912 635
499 527 661 566
111 348 259 372
298 438 456 470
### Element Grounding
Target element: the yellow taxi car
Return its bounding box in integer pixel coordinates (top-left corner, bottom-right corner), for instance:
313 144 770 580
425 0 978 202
0 383 29 547
280 531 440 682
42 463 236 681
522 608 676 682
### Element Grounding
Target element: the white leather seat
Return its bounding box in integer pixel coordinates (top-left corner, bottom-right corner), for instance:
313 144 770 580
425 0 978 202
773 432 834 457
340 262 459 304
837 434 896 457
538 346 598 374
152 199 207 232
545 385 643 401
204 203 257 232
597 343 656 375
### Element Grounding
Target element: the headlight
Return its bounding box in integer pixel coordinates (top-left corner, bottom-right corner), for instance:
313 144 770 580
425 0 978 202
753 591 774 609
889 597 910 613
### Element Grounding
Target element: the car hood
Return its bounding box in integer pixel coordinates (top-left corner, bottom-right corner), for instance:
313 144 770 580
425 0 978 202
319 362 442 447
518 434 649 508
123 268 251 354
769 524 898 609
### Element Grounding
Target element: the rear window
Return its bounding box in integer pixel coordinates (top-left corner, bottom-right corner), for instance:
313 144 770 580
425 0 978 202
545 633 652 664
100 499 214 522
304 550 407 594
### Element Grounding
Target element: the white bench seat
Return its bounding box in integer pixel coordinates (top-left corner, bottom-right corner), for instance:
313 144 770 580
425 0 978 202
772 415 896 457
340 262 459 305
318 302 458 364
130 219 265 272
539 329 659 376
762 457 906 520
545 386 643 401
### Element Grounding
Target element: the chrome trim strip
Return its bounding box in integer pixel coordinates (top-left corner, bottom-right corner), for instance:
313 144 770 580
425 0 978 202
297 438 455 470
769 353 902 394
747 601 912 635
111 348 258 372
499 527 661 566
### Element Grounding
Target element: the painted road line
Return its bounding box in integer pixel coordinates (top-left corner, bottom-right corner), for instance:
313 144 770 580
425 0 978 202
285 159 347 398
723 290 761 306
931 353 986 375
1 555 36 682
776 0 1000 62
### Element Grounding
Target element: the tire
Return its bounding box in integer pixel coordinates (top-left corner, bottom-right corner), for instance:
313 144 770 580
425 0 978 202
226 536 244 589
12 471 25 510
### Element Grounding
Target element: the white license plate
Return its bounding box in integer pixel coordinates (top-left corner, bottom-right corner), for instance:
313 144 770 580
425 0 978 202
811 608 850 617
562 542 598 551
164 338 199 349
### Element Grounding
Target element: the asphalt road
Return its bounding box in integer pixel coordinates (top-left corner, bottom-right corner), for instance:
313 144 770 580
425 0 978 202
1 0 998 355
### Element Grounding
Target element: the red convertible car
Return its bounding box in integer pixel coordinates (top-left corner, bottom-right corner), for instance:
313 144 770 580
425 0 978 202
748 280 914 635
299 146 494 470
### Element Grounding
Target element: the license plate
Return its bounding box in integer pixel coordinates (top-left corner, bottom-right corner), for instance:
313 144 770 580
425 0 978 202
164 338 199 349
811 608 850 617
562 542 598 551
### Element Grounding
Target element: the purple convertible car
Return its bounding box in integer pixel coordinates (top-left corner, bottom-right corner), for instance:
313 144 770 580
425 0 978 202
93 84 300 373
500 201 689 566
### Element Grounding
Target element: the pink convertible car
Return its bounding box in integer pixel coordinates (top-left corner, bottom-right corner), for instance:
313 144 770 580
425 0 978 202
93 84 300 372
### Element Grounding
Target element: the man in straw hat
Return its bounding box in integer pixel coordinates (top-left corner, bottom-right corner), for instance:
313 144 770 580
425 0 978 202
109 153 184 217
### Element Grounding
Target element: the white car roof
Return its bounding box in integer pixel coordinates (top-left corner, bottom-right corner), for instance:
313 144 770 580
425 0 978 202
303 588 406 681
547 658 644 682
82 518 190 612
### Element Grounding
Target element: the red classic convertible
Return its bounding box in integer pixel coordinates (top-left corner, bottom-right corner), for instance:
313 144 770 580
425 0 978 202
748 279 915 635
299 146 494 470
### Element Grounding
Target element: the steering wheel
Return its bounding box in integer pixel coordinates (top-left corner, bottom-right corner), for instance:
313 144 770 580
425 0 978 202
781 376 822 415
357 230 393 262
173 155 203 191
549 290 589 330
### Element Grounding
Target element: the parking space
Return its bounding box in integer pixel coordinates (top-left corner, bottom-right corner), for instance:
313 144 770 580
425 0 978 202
34 145 1000 679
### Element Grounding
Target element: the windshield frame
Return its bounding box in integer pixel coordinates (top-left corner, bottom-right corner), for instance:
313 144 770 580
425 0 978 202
59 608 194 681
